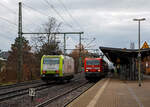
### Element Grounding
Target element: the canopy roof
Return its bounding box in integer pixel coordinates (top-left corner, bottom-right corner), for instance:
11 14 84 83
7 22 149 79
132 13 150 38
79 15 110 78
99 47 150 64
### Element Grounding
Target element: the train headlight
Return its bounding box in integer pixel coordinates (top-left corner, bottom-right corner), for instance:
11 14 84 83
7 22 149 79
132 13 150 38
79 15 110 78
98 69 101 72
86 70 88 72
56 70 59 73
42 70 46 74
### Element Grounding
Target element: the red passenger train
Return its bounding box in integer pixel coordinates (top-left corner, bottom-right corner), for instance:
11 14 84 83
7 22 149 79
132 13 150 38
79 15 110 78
84 58 108 81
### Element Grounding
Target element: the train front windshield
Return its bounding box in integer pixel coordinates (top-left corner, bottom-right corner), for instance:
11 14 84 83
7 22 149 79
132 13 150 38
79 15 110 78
86 60 100 65
43 57 60 71
43 58 60 64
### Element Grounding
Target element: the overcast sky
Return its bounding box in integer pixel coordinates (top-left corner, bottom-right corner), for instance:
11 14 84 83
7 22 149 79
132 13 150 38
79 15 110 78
0 0 150 52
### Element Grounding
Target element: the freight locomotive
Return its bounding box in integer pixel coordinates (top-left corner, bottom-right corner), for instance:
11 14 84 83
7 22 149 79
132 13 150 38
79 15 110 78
84 57 108 81
40 55 74 83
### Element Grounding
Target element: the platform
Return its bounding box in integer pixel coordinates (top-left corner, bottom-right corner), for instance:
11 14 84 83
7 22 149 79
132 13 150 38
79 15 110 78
67 76 150 107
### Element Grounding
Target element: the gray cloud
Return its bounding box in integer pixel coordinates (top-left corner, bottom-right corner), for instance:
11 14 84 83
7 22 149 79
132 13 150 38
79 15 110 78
0 0 150 51
63 0 150 11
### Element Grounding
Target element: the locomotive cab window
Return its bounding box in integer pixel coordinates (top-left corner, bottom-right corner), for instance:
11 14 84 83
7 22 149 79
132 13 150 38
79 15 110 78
86 60 100 65
43 58 60 65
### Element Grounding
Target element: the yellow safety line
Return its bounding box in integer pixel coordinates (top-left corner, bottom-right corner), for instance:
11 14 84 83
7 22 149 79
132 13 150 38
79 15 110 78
86 78 110 107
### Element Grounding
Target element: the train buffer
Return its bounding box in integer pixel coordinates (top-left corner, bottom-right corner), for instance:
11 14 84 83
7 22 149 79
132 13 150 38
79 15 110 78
67 76 150 107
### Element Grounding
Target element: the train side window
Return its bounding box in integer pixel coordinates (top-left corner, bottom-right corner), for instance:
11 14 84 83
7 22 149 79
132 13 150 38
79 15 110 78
63 60 64 64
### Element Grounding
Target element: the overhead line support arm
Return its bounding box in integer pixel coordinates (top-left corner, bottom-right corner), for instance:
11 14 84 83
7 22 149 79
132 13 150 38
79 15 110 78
22 32 84 35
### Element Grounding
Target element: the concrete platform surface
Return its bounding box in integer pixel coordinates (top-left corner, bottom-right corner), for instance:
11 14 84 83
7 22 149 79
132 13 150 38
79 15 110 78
67 77 150 107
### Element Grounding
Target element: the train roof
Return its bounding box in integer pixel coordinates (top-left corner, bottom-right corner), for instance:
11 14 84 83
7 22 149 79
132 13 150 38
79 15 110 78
42 55 73 59
42 55 63 57
85 57 102 60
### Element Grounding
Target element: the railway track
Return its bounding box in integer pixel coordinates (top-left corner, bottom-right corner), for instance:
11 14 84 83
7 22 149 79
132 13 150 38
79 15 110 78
63 82 95 107
0 79 42 90
0 81 53 102
35 81 94 107
0 73 88 107
0 76 83 103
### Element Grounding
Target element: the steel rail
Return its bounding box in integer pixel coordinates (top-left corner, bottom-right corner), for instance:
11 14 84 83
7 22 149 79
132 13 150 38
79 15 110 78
0 78 81 102
0 82 53 102
0 80 42 90
63 83 95 107
35 81 89 107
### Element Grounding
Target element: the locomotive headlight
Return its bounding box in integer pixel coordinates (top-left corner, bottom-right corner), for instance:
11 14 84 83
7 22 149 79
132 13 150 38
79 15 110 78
98 69 101 72
86 70 88 72
42 70 46 74
56 70 59 73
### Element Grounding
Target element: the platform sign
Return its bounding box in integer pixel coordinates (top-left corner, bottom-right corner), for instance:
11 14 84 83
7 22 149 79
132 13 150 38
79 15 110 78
142 41 149 49
29 88 36 96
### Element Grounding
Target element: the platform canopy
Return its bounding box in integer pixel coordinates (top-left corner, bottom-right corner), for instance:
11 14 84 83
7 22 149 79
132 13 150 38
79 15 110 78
99 47 150 64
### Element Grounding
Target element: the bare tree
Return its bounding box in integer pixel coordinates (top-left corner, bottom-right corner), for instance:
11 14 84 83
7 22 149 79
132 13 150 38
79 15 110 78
31 17 62 60
44 17 61 44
